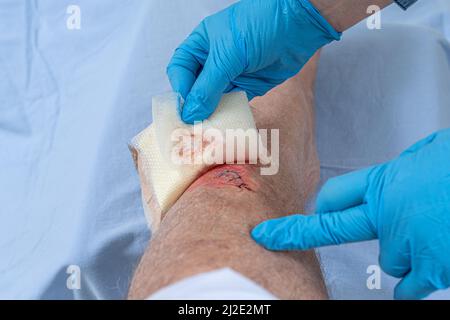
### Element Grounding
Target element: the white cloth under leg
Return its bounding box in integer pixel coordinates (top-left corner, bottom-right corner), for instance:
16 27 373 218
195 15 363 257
148 268 277 300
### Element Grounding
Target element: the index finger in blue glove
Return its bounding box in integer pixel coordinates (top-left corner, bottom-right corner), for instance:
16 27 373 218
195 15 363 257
316 167 373 213
181 51 236 124
251 205 376 251
167 24 209 99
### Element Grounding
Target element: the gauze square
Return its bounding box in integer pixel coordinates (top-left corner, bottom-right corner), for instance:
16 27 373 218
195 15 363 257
129 92 258 231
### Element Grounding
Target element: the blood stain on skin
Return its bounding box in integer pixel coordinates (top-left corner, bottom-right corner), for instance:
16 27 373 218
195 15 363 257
215 170 252 190
188 165 257 192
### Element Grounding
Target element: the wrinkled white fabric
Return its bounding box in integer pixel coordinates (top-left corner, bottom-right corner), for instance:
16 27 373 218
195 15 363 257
149 268 277 300
2 0 450 300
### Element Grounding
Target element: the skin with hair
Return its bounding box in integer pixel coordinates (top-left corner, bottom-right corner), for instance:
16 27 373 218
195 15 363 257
310 0 393 32
128 53 328 300
128 0 400 299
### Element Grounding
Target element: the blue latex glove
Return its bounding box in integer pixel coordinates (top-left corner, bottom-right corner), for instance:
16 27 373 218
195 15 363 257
252 129 450 300
167 0 341 124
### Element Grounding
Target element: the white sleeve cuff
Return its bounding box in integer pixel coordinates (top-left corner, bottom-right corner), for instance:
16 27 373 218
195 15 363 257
148 268 277 300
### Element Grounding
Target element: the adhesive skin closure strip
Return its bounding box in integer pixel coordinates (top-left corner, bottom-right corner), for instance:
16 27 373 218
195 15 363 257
129 92 258 231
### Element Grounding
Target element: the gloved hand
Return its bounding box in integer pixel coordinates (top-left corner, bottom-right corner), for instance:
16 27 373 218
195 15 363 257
167 0 341 124
252 129 450 300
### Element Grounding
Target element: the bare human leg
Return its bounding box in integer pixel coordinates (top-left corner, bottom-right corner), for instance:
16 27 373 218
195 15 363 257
128 53 325 300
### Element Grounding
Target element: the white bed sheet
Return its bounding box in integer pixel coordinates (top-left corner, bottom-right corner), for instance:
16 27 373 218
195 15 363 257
0 0 449 299
0 0 238 299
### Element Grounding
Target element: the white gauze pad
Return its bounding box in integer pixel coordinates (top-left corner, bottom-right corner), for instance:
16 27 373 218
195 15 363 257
129 91 257 231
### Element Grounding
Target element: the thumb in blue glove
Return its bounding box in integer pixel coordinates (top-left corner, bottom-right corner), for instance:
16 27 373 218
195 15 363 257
252 129 450 300
167 0 341 124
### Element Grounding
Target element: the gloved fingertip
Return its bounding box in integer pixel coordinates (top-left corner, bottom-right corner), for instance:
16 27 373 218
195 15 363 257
251 222 278 249
181 94 213 124
181 107 205 125
167 67 194 101
168 81 186 101
252 219 299 251
251 222 267 241
180 110 196 125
